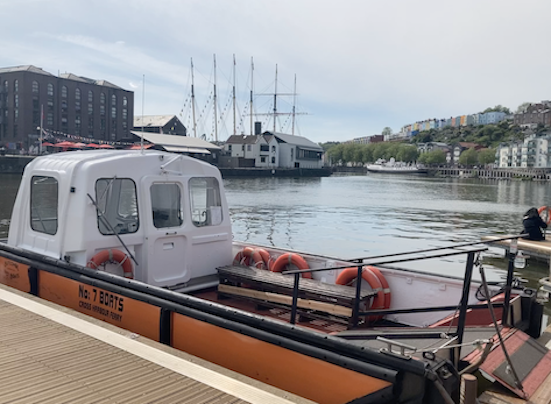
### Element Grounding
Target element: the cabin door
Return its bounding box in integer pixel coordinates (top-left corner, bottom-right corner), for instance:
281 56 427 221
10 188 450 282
141 177 189 287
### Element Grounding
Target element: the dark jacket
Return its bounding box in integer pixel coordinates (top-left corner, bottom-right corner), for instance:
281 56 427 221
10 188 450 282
522 215 548 241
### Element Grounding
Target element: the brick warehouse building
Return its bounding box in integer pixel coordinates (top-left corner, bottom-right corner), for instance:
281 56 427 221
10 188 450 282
0 65 134 149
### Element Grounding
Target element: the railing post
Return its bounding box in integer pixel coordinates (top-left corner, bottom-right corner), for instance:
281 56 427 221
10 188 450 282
351 265 363 328
290 272 300 325
455 251 475 362
502 244 516 326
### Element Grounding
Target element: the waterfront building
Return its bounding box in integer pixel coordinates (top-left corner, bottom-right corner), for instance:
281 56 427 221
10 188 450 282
0 65 134 149
497 134 551 168
133 115 187 137
224 132 324 169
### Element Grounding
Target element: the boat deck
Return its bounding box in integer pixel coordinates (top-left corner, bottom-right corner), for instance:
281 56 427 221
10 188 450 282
0 284 314 404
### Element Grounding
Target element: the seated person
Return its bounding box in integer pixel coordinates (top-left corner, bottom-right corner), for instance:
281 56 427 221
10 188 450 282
522 207 548 241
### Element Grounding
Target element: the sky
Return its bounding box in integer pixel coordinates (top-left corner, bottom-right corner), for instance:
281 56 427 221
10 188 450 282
2 0 551 144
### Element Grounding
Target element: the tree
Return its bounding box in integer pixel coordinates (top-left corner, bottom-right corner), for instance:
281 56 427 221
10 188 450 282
418 150 446 165
382 127 393 137
482 105 511 115
396 145 419 162
515 102 531 114
478 148 496 166
458 148 478 166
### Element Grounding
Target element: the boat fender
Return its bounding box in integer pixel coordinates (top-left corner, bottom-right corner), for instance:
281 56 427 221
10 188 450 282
233 247 264 269
335 266 386 311
271 253 312 279
538 206 551 225
87 248 133 279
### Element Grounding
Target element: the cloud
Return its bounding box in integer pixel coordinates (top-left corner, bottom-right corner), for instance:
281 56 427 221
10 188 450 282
3 0 551 142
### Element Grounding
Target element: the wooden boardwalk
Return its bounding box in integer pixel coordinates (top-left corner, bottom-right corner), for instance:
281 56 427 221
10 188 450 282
0 284 314 404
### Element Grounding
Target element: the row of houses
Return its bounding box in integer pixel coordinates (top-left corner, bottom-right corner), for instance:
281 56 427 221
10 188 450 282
394 112 509 141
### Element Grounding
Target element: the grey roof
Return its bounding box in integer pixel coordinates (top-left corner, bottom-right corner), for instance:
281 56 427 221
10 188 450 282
134 115 178 128
264 131 323 151
131 131 221 150
94 79 123 89
0 65 54 76
226 134 260 144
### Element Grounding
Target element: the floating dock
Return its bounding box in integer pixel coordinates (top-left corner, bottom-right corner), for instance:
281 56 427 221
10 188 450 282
481 235 551 263
0 284 313 404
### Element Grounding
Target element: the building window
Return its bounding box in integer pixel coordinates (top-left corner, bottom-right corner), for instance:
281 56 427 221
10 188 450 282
111 106 117 119
75 115 81 135
88 91 93 103
260 144 269 152
247 145 251 151
271 156 275 164
111 95 117 118
189 177 223 227
151 183 183 228
47 83 54 97
271 145 276 153
100 92 105 104
2 80 7 92
88 116 94 130
14 80 18 92
100 105 105 116
32 81 39 93
61 86 67 98
95 178 139 235
122 108 127 120
88 104 93 115
261 156 266 163
228 145 232 151
75 88 81 100
31 176 58 235
14 109 18 120
47 112 53 126
14 94 18 108
111 94 116 106
123 96 127 107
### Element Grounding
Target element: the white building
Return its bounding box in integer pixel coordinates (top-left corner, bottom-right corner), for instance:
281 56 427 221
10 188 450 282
497 135 551 168
224 132 324 169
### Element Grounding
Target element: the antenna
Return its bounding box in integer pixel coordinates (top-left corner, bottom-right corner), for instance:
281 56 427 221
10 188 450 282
191 58 197 138
141 74 145 153
250 57 254 135
213 54 218 142
232 54 236 137
273 64 278 132
292 74 296 136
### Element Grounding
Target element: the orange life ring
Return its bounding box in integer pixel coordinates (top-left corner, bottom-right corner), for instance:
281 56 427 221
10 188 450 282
271 253 312 279
233 247 264 269
254 248 273 271
366 265 391 310
87 248 133 279
335 266 386 311
538 206 551 225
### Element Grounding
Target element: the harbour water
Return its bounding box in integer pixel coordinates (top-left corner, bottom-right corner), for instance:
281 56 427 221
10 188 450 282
1 172 550 307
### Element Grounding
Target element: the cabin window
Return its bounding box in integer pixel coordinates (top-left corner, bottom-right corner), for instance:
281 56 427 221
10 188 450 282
30 176 58 235
189 177 222 227
95 178 139 235
150 183 183 228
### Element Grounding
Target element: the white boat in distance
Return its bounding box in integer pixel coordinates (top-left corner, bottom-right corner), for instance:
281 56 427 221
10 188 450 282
366 158 428 174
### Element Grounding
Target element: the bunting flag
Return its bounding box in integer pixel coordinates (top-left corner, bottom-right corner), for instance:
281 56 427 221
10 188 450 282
38 129 134 146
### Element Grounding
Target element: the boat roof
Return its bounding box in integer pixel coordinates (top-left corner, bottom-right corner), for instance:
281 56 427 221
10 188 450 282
26 149 219 177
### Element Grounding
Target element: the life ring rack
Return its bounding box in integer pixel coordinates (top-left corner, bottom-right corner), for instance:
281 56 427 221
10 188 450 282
538 206 551 225
87 248 134 279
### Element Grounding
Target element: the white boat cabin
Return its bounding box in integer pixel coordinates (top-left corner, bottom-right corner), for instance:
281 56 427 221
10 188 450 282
8 150 233 289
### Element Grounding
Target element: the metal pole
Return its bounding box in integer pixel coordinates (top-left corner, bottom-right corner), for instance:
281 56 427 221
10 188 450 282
290 272 300 324
502 242 516 326
352 265 363 327
455 251 475 361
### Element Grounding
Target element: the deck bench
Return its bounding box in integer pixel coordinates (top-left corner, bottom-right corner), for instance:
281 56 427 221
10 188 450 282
217 265 375 325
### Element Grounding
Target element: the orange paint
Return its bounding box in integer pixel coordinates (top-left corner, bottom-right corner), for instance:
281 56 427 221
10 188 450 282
171 312 391 404
0 257 31 292
38 270 161 341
